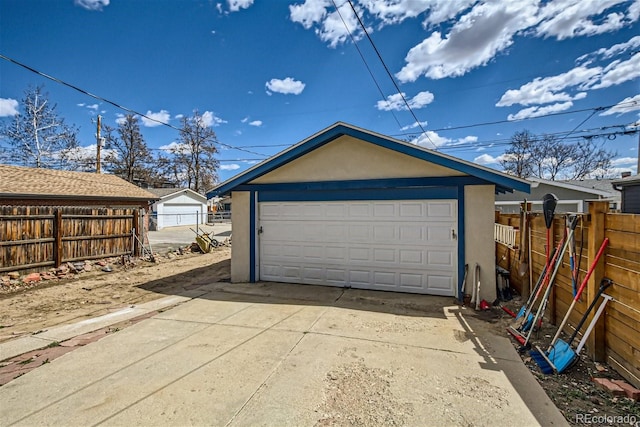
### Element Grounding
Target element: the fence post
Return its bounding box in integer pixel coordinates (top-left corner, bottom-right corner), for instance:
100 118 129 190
586 200 608 361
133 209 140 257
54 209 63 268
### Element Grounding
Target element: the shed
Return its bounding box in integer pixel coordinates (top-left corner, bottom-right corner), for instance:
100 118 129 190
207 123 530 301
147 188 207 230
612 174 640 213
0 164 156 208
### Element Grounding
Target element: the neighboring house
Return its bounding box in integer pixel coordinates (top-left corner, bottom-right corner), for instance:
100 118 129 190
495 177 619 213
612 174 640 213
207 122 529 302
0 164 157 209
148 188 207 230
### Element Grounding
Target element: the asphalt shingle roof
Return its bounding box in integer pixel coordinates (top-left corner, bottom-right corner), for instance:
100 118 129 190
0 164 157 201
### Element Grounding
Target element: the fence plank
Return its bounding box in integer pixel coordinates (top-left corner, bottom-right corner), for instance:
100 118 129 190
0 206 137 273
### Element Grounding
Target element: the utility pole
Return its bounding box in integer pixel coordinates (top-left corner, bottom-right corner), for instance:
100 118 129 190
96 115 102 173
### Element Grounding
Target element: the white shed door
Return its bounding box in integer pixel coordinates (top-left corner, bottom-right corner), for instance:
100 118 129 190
258 200 457 296
162 204 202 228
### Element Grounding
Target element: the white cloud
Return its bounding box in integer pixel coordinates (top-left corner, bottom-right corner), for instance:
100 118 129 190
400 120 428 131
376 91 434 111
141 110 170 127
600 94 640 116
74 0 109 11
249 120 262 127
410 130 450 148
265 77 306 95
0 98 19 117
115 114 126 125
289 0 367 48
159 141 191 154
289 0 330 29
396 1 539 82
220 164 241 171
611 156 638 166
474 153 505 165
536 0 629 40
496 66 599 107
227 0 253 12
588 52 640 90
458 135 478 144
200 111 227 127
87 104 98 110
589 35 640 60
507 102 574 121
175 114 184 120
241 117 249 123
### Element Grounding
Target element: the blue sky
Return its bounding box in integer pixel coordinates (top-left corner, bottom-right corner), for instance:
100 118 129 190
1 0 639 183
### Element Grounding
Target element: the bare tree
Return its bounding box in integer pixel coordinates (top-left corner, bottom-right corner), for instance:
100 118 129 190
103 115 156 183
0 86 79 168
567 137 616 180
499 130 535 178
501 130 616 180
163 111 219 193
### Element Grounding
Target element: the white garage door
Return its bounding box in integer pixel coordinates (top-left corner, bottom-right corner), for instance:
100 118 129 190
162 204 202 228
258 200 457 296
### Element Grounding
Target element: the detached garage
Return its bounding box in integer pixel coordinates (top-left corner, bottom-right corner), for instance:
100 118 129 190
149 188 207 230
207 123 529 302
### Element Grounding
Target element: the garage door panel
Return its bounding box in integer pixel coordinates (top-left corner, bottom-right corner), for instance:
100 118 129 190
259 200 456 296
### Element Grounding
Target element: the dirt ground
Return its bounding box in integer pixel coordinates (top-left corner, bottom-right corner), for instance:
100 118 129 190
477 301 639 426
0 247 231 343
1 251 637 425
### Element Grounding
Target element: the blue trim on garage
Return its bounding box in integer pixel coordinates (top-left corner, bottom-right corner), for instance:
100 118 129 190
249 191 256 282
258 187 457 202
236 176 488 193
458 185 465 302
207 123 530 198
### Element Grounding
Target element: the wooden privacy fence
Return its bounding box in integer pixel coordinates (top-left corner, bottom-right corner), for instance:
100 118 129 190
0 206 140 273
495 201 640 387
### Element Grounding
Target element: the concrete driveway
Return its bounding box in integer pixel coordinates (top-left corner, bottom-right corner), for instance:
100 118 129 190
147 223 232 252
0 282 567 426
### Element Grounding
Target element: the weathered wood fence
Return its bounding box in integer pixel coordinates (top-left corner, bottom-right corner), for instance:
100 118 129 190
495 201 640 387
0 206 140 273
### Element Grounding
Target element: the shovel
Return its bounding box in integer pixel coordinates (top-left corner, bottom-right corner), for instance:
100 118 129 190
536 278 612 373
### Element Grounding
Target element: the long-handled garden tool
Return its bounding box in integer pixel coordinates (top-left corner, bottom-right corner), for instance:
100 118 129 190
513 215 578 349
531 278 612 373
528 238 609 373
507 238 563 345
514 246 557 323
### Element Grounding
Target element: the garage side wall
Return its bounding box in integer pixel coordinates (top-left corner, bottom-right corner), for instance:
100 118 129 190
464 185 497 302
231 191 251 282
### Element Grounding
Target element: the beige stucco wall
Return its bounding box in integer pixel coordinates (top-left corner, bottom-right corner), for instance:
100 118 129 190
251 135 465 184
231 191 251 282
464 185 497 302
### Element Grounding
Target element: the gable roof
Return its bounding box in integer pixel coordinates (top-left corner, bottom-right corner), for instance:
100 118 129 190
207 122 530 197
148 188 207 202
0 164 157 202
529 177 618 198
612 174 640 187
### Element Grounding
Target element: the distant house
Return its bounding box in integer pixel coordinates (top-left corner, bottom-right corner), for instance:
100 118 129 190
148 188 207 230
0 164 157 209
495 177 619 213
612 174 640 214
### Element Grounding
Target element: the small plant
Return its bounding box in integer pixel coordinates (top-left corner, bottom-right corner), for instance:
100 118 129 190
41 358 49 365
46 341 60 348
18 358 34 365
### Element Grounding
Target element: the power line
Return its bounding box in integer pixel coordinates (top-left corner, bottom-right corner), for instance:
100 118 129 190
0 53 267 158
336 0 437 150
330 0 406 137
